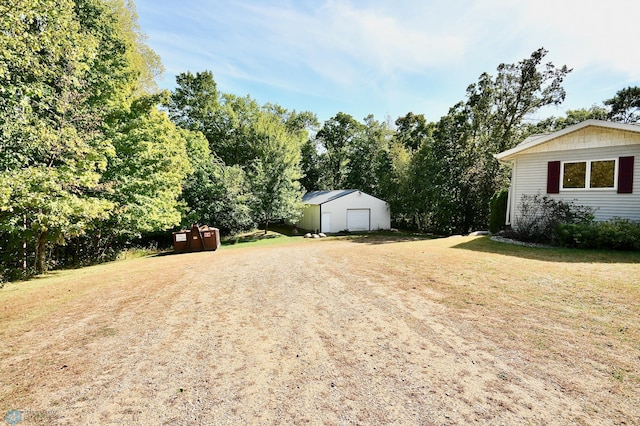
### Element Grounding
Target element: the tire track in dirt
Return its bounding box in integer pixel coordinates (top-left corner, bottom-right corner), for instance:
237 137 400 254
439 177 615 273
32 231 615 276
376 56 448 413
0 239 629 424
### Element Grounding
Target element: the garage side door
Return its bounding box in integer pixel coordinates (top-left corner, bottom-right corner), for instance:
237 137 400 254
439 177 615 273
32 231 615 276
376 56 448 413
346 209 370 231
321 212 331 233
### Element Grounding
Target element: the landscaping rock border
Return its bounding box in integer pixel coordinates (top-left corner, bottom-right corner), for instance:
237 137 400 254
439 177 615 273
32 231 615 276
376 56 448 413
490 235 551 248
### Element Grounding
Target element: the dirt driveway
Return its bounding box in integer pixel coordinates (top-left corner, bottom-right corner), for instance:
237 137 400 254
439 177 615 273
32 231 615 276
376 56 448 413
1 236 638 425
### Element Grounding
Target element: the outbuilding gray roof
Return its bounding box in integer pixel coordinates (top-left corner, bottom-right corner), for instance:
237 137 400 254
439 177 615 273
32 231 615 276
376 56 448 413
302 190 358 205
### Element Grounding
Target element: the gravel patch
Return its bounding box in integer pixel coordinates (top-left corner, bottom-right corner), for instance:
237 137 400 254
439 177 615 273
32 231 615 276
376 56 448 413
490 235 552 248
2 237 635 424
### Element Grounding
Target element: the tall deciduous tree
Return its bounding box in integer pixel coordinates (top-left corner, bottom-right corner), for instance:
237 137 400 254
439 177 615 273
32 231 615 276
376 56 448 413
524 106 608 134
101 94 191 241
420 48 572 233
108 0 164 95
168 72 256 232
0 0 122 273
169 74 261 166
249 113 305 234
344 115 391 196
1 0 170 276
605 86 640 124
168 71 252 232
168 70 220 135
316 112 363 189
380 112 435 228
179 129 253 235
300 139 322 192
168 71 310 233
418 103 470 233
394 112 431 151
376 138 414 227
270 107 321 192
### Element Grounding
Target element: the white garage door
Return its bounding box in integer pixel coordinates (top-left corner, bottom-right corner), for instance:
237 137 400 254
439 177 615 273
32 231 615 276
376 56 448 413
347 209 370 231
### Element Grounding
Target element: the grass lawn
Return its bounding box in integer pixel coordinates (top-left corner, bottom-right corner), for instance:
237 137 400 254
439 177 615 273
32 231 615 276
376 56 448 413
406 237 640 401
0 234 638 423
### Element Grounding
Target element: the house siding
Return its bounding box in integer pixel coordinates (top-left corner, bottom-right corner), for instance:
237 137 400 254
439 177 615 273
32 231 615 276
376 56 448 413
521 127 640 155
510 143 640 223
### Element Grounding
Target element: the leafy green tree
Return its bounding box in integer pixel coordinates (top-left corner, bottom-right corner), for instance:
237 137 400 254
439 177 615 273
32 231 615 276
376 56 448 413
168 72 310 233
213 94 265 166
168 74 263 167
316 112 363 189
100 95 191 241
604 86 640 124
285 110 319 134
418 103 470 232
419 48 572 233
108 0 164 95
264 104 319 135
168 71 254 232
344 115 391 196
379 112 436 228
269 108 322 193
179 129 253 234
300 139 323 192
1 0 171 275
0 0 125 273
376 139 414 227
248 113 305 233
270 107 320 193
181 160 253 235
168 70 220 135
1 167 113 274
525 106 608 134
394 112 431 151
466 48 571 153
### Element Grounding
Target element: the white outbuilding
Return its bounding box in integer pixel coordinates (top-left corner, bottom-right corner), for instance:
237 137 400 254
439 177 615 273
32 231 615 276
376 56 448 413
297 190 391 233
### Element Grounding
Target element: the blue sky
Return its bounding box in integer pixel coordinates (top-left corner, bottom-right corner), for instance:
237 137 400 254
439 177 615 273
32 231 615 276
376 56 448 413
135 0 640 125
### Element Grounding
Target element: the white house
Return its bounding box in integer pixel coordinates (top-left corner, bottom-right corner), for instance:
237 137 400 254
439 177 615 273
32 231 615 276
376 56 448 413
495 119 640 226
297 190 391 233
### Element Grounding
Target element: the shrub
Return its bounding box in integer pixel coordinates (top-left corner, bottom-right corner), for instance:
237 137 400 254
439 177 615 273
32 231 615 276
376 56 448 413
510 194 594 244
489 189 509 233
555 218 640 250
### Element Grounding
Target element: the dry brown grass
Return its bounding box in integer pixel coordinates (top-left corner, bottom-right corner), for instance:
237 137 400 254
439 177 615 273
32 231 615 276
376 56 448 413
0 235 638 424
342 235 640 418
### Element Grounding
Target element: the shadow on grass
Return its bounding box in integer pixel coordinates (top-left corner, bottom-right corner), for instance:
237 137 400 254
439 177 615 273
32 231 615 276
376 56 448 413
453 236 640 264
335 231 443 245
154 251 180 257
222 232 282 246
222 224 440 246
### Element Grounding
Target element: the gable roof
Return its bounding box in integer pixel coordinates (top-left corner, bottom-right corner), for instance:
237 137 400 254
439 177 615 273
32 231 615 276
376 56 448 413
495 119 640 161
302 190 358 205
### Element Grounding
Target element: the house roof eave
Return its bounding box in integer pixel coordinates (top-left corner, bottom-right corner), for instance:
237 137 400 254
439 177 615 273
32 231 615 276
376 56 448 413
495 119 640 161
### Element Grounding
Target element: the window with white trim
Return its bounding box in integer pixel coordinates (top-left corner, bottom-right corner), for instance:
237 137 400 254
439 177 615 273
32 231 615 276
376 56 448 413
561 159 617 190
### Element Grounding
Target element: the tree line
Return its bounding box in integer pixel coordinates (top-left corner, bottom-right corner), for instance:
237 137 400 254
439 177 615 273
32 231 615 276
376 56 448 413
1 0 638 281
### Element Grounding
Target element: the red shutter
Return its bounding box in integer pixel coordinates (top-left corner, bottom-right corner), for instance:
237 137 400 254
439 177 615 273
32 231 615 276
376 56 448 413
547 161 561 194
618 156 634 193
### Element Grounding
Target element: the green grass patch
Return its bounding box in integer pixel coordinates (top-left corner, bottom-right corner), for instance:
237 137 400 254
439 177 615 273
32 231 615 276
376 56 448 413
221 229 300 249
453 236 640 264
116 247 163 261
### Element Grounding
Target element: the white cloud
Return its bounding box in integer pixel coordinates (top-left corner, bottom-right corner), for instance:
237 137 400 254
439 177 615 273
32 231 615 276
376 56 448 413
314 1 467 74
137 0 640 122
174 1 470 91
478 0 640 78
